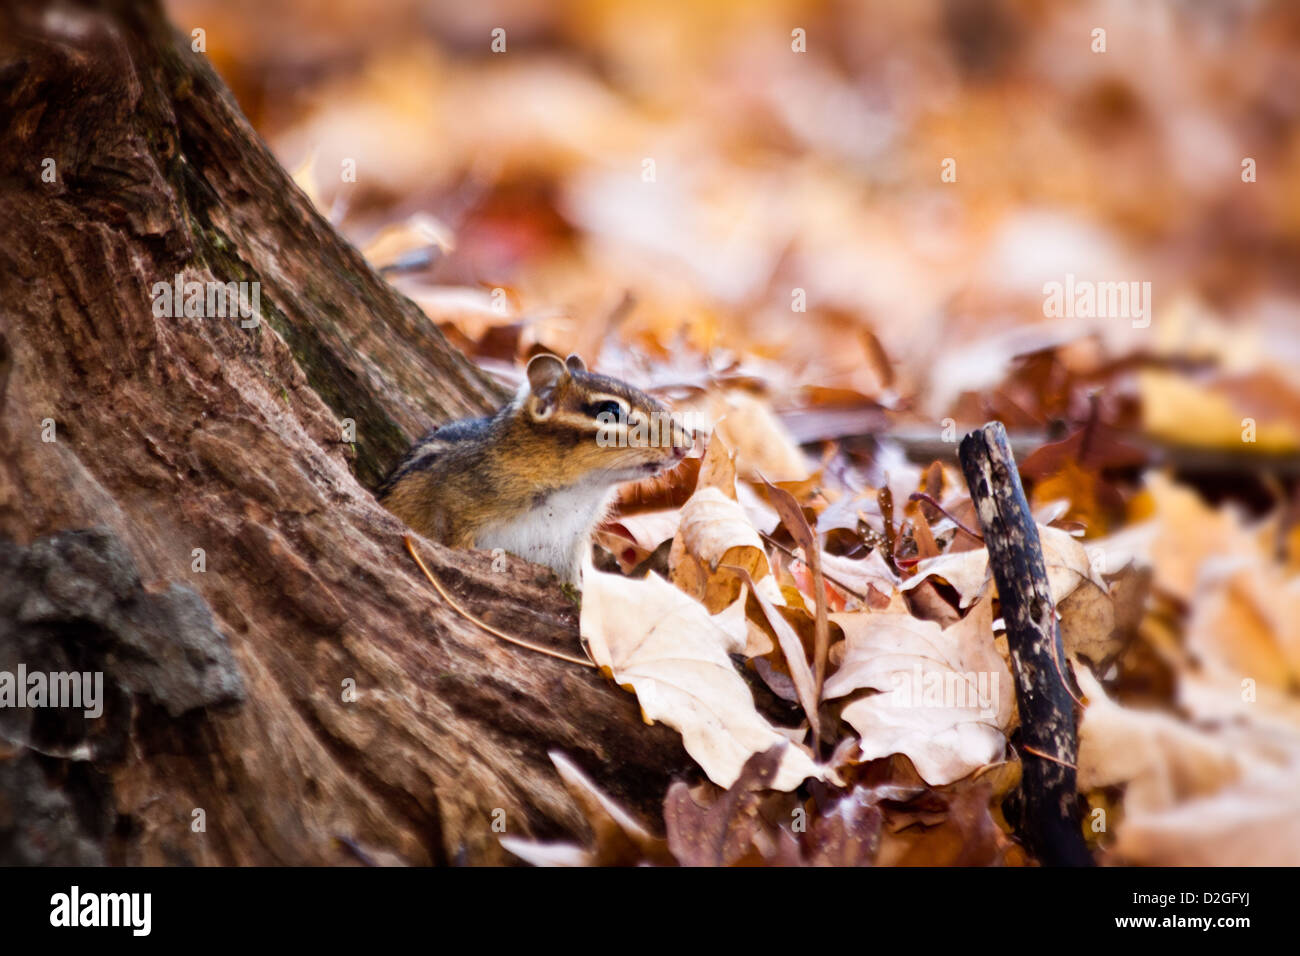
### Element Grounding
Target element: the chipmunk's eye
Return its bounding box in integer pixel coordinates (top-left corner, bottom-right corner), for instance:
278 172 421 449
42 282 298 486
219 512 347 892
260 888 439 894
587 400 623 420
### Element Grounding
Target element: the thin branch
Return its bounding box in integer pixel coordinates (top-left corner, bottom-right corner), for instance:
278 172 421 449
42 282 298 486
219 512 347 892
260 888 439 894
758 532 871 603
1020 745 1079 770
907 492 985 542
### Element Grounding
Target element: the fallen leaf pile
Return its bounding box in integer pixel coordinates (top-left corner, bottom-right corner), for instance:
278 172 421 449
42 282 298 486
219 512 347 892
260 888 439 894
505 429 1300 866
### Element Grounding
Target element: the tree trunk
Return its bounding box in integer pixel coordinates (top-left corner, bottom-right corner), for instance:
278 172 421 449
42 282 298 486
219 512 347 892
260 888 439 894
0 0 692 865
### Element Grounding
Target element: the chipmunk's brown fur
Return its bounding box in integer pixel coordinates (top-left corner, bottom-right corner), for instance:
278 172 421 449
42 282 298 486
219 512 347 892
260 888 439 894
379 353 687 583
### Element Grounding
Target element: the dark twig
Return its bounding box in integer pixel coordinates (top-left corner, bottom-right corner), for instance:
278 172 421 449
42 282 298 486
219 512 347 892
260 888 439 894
958 422 1092 867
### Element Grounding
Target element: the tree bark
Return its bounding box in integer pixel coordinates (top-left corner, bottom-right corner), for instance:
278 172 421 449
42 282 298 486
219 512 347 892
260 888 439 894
0 0 692 865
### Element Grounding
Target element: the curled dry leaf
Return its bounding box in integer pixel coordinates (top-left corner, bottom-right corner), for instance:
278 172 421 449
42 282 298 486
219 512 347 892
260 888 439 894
594 529 655 574
728 565 821 747
710 390 811 483
668 431 768 613
902 577 965 628
900 523 1106 608
580 566 818 791
602 509 682 570
616 455 703 514
818 549 899 609
609 509 682 555
899 548 990 608
824 599 1015 785
670 487 770 612
761 477 832 701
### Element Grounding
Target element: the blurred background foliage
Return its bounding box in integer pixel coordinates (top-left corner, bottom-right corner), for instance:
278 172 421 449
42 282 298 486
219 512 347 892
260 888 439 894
166 0 1300 444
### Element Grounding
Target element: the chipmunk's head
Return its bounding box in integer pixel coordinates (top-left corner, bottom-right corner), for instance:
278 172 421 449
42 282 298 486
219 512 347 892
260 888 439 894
517 352 691 486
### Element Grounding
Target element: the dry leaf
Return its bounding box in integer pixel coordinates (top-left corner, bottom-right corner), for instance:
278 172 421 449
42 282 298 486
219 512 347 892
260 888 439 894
1140 368 1300 453
664 747 793 866
1058 575 1118 667
581 567 818 791
1113 765 1300 866
823 600 1015 785
1185 555 1300 690
1076 668 1246 814
713 390 811 483
899 548 990 608
729 565 821 746
608 509 682 555
817 549 898 609
900 524 1108 603
670 488 770 613
498 840 589 867
1137 473 1255 603
360 211 454 270
800 786 883 866
762 478 831 700
695 429 739 496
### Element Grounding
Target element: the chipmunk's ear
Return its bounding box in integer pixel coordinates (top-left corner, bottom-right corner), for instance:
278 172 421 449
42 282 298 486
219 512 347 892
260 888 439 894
525 353 568 419
564 353 586 373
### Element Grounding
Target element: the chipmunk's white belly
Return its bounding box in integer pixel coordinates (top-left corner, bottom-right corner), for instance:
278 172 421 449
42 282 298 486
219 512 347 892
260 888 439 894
475 484 616 583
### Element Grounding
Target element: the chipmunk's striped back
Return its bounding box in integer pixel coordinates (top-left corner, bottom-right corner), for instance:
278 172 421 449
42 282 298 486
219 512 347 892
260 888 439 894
376 416 494 500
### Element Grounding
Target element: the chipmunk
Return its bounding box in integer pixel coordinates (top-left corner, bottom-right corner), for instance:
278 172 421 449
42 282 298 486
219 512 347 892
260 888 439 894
379 353 689 584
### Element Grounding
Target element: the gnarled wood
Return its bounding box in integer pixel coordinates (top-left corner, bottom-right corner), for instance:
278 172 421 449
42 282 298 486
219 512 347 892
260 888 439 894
0 0 692 865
